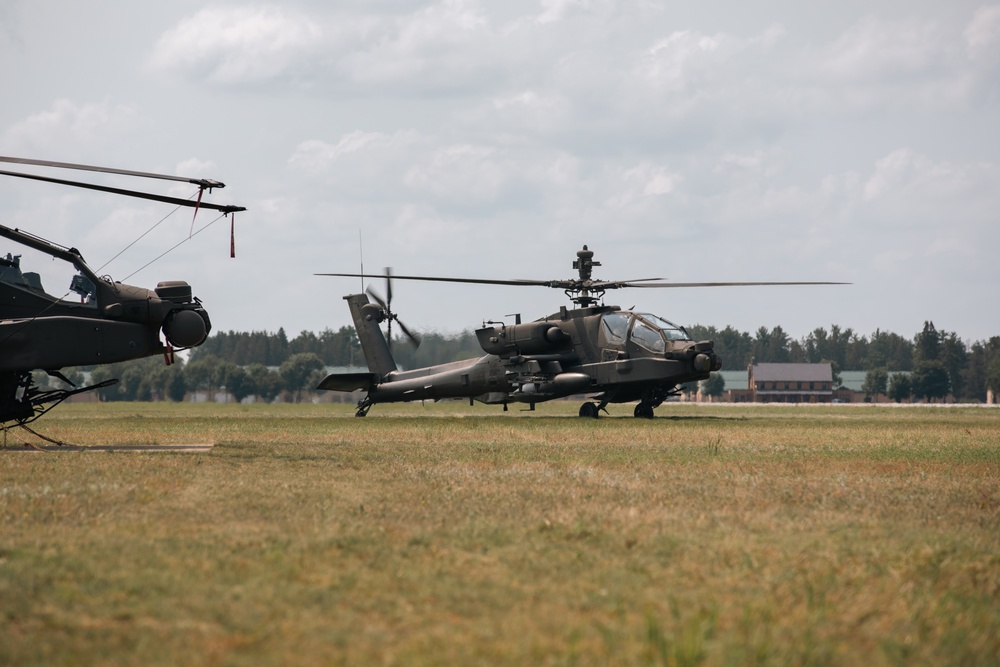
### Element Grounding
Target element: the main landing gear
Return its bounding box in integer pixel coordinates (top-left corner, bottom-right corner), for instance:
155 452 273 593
579 387 673 419
633 403 655 419
578 400 656 418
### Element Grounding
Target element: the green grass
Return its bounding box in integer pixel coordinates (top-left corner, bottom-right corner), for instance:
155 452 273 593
2 402 999 666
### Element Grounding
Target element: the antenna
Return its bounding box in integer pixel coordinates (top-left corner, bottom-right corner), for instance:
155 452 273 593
358 229 365 293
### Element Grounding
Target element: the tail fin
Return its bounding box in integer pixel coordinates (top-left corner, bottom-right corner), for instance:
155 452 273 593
345 293 397 379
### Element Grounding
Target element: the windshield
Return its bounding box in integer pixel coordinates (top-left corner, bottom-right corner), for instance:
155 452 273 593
637 313 691 341
600 312 630 344
630 319 665 353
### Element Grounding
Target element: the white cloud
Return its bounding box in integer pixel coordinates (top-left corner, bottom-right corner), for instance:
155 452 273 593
403 143 512 203
822 15 943 82
149 6 324 85
338 0 496 89
863 149 997 214
1 98 142 154
965 4 1000 59
604 161 681 210
536 0 587 25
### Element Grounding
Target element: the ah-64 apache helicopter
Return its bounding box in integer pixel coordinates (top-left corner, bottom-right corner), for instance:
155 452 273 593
0 156 245 436
317 246 846 418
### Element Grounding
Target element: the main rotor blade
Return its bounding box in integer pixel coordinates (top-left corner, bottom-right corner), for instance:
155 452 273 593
318 271 554 287
0 169 246 214
622 281 851 287
320 272 849 288
589 278 664 289
0 155 225 189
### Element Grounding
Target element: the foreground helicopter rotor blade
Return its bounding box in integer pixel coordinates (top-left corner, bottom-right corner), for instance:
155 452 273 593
0 155 226 189
0 169 245 214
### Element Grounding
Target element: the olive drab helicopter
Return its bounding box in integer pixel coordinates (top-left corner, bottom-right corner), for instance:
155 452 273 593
317 246 847 418
0 156 245 435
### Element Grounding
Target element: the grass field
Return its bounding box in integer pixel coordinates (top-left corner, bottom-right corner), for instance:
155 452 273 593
2 402 999 666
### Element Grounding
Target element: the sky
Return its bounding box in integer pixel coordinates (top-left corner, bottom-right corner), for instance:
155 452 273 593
1 0 998 346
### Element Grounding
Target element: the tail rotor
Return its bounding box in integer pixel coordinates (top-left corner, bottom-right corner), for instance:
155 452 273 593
366 267 421 351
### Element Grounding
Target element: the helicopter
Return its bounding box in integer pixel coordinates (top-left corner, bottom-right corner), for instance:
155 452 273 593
0 156 245 432
316 246 847 418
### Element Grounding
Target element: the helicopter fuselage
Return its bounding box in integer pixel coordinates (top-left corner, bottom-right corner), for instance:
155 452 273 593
316 245 845 418
1 224 212 424
318 293 722 417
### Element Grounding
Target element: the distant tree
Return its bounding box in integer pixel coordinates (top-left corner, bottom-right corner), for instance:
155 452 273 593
63 369 86 388
89 365 117 401
185 355 224 399
394 331 483 369
986 353 1000 401
687 325 754 370
862 368 888 401
272 328 290 365
844 330 869 369
702 372 725 399
280 353 325 402
787 338 807 363
164 364 187 401
914 321 942 363
804 327 829 364
246 363 282 403
307 368 329 394
941 331 968 400
222 363 255 403
887 373 911 402
911 360 950 402
867 329 914 370
752 326 791 363
804 326 859 368
289 330 319 357
321 326 361 366
29 370 53 391
120 363 152 401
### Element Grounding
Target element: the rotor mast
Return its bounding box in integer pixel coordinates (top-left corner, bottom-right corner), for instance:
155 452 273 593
570 245 603 307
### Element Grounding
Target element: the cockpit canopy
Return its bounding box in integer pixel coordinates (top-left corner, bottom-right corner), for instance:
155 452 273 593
600 311 691 353
1 252 96 306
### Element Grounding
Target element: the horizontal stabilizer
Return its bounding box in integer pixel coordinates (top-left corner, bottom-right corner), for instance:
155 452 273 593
317 372 377 392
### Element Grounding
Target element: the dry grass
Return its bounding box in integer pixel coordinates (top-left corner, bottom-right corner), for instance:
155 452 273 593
2 402 998 666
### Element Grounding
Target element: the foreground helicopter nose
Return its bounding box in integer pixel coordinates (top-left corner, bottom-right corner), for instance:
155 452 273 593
163 308 209 347
155 281 211 347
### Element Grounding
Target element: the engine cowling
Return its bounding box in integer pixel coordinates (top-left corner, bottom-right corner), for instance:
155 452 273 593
476 322 571 356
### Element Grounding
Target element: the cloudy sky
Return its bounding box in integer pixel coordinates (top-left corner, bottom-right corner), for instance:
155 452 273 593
2 0 998 346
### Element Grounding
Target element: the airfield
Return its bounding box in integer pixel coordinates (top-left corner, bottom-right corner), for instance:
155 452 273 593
2 401 998 666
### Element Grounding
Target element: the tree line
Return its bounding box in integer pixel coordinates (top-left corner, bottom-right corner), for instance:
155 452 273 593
39 321 1000 403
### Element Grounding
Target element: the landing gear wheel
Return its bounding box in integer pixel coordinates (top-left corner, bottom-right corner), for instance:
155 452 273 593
579 402 600 419
633 403 655 419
